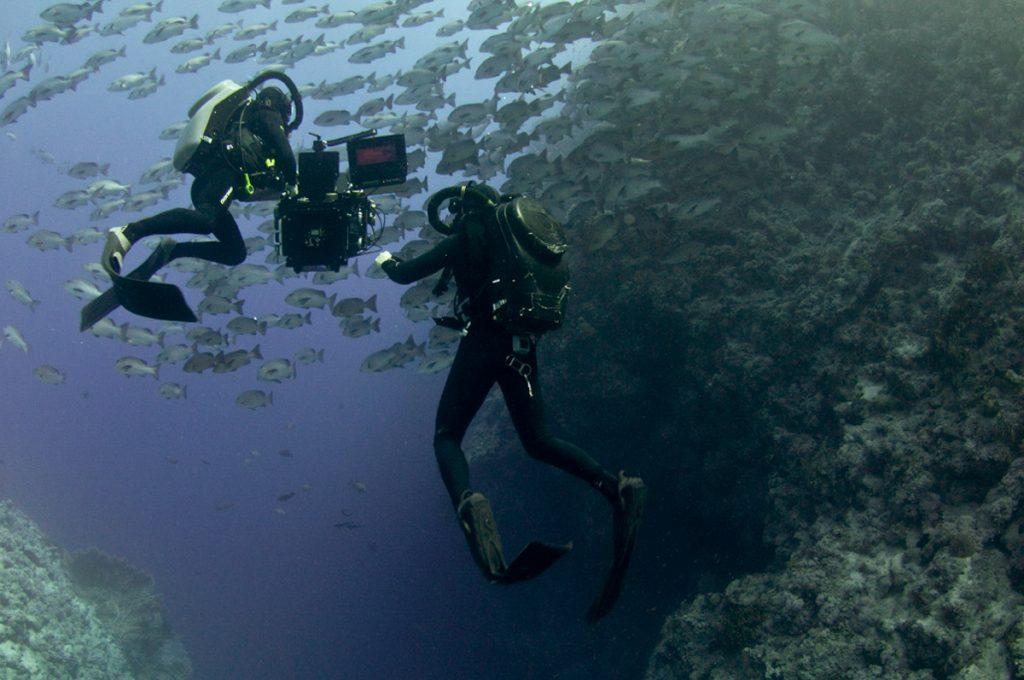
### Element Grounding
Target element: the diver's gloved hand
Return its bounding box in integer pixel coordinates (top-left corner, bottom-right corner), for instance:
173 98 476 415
374 251 393 267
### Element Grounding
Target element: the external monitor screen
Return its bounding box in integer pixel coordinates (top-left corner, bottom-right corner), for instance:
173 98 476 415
347 134 407 189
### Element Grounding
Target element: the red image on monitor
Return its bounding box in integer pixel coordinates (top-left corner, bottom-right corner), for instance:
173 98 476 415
356 144 396 166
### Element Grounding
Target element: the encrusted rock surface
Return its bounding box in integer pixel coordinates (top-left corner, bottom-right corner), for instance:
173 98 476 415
0 501 190 678
468 0 1024 677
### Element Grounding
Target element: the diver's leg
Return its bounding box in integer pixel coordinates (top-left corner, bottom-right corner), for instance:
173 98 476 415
496 343 620 505
433 328 501 508
435 328 509 580
167 208 246 266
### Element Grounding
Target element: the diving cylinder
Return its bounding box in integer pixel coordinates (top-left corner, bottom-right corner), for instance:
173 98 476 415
172 79 246 174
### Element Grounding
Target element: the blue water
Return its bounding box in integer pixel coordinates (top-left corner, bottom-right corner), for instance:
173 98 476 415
0 2 650 678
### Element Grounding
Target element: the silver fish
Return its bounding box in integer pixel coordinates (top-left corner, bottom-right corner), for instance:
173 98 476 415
214 345 262 374
236 389 273 409
176 50 221 74
27 230 71 252
89 318 123 341
184 351 216 373
7 280 40 311
63 278 102 301
342 315 380 338
235 21 277 40
417 354 454 375
114 356 159 379
156 344 191 364
34 365 66 385
159 383 187 399
4 325 28 352
124 326 165 347
294 347 325 364
257 358 296 383
285 288 335 310
331 294 378 318
144 15 199 44
219 0 269 12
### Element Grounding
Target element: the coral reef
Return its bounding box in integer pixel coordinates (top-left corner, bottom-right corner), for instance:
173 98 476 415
0 501 189 678
468 0 1024 677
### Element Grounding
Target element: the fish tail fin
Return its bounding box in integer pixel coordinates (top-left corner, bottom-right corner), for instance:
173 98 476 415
31 210 39 224
100 163 110 176
372 317 380 333
29 300 40 313
366 294 377 313
268 391 273 405
148 66 156 79
63 237 73 252
385 93 393 109
304 311 312 325
397 36 405 50
258 321 267 335
213 48 221 60
154 364 160 380
252 344 263 361
417 342 427 357
155 1 163 13
234 299 244 315
269 20 277 30
182 384 187 398
328 292 337 309
190 14 199 30
317 349 324 362
157 332 165 348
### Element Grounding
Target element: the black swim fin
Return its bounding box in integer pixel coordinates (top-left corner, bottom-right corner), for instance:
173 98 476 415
80 285 123 332
586 473 646 623
497 540 572 585
81 240 196 330
112 275 197 323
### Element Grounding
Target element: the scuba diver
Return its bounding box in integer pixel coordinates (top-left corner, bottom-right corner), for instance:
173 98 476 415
81 71 302 330
374 182 646 622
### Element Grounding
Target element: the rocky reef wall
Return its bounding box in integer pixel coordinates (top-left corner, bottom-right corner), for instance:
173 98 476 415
468 0 1024 676
0 501 190 678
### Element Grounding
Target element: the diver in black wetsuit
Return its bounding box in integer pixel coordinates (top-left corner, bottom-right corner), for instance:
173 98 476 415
375 184 646 622
101 86 297 277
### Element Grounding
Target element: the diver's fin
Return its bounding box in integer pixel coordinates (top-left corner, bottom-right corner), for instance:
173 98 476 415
586 474 647 623
80 286 122 332
496 540 572 585
458 491 507 581
110 240 196 323
113 276 196 323
81 240 196 329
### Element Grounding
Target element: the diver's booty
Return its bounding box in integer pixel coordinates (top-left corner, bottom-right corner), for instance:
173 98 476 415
457 491 508 582
586 471 646 623
102 225 132 275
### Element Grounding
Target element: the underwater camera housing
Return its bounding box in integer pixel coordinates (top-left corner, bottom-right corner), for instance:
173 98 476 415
274 131 407 272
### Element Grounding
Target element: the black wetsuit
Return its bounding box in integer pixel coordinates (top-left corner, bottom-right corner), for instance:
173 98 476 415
381 228 620 509
124 107 296 266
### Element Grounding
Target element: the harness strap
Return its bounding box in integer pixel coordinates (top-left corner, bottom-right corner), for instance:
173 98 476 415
504 353 534 398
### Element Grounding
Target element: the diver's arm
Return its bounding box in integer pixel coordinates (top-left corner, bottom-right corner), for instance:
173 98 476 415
252 109 297 184
378 236 457 285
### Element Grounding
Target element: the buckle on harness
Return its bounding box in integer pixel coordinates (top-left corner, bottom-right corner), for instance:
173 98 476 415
504 353 534 398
